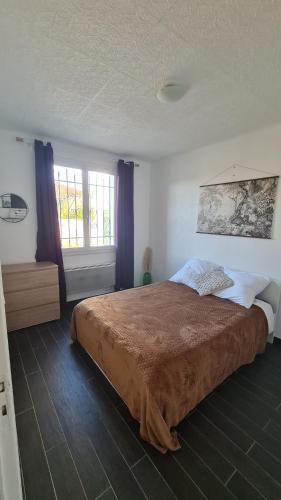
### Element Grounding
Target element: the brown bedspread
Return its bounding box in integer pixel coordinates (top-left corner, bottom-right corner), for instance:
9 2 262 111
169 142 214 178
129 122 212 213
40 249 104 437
71 281 267 452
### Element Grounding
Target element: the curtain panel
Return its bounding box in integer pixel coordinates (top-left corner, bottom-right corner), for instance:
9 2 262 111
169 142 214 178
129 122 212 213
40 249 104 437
34 139 66 304
115 159 134 290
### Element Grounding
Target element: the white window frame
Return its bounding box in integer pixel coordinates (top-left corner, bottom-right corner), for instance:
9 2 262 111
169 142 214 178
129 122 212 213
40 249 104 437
54 156 116 255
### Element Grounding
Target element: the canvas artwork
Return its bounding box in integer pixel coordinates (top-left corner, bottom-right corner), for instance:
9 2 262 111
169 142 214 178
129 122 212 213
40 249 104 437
197 176 279 239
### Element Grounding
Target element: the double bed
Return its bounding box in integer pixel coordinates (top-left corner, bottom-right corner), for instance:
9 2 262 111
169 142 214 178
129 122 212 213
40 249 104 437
71 278 277 452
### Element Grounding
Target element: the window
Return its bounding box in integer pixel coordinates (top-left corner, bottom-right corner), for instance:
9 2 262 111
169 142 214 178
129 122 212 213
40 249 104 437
54 165 115 250
54 166 84 249
88 171 115 247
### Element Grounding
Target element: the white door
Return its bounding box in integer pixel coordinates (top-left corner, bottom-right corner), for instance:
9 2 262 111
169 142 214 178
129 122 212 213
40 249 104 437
0 264 22 500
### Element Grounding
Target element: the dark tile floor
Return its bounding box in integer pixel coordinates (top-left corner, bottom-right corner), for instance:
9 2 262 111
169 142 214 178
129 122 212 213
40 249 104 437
8 303 281 500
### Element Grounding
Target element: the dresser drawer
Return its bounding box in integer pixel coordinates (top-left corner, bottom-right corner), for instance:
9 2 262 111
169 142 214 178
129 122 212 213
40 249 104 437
2 262 60 331
6 303 60 332
3 267 58 293
4 285 59 313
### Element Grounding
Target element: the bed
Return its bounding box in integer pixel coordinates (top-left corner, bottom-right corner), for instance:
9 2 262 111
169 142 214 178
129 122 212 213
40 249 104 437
71 279 277 452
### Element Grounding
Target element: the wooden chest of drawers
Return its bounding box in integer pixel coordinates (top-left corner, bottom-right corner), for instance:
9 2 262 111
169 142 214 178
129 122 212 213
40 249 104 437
2 262 60 332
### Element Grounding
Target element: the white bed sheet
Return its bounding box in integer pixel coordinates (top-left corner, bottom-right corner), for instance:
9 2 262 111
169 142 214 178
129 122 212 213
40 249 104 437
253 298 275 334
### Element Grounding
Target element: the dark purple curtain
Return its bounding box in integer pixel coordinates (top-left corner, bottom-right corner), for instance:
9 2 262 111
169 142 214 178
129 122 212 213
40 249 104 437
34 139 66 304
115 159 134 291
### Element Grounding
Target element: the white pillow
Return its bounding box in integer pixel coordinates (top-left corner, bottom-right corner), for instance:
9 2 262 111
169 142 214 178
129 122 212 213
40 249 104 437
169 258 222 288
169 263 190 283
213 268 270 308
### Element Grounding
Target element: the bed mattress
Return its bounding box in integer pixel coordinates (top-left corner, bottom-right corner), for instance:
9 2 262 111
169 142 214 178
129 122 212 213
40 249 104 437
71 281 267 452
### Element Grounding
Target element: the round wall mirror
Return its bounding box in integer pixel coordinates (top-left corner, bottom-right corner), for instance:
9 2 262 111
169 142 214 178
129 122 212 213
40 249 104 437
0 193 29 223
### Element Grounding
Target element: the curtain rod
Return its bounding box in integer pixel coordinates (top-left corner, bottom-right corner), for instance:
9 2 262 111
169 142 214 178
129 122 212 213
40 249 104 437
16 137 141 167
16 136 33 146
124 160 140 167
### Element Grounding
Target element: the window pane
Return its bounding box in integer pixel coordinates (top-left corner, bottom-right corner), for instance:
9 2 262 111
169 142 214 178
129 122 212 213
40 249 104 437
54 165 84 248
88 171 115 247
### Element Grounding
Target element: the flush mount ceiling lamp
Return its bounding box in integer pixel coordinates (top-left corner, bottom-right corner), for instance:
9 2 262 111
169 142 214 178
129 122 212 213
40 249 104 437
156 82 187 103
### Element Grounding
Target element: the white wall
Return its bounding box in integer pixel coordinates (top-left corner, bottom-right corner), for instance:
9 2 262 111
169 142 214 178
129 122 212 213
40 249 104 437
133 159 151 285
150 123 281 335
0 130 37 264
0 128 151 286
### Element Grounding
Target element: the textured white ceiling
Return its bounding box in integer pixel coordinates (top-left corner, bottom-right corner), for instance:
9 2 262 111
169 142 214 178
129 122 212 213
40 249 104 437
1 0 281 159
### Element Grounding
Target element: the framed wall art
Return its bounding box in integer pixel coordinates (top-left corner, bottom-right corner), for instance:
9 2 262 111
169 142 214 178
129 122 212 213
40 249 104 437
197 175 279 239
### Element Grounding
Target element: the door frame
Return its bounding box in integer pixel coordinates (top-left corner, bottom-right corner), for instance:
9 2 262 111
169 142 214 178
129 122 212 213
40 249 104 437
0 263 23 500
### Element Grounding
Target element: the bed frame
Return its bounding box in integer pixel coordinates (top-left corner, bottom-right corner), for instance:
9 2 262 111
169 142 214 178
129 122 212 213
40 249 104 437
257 279 281 343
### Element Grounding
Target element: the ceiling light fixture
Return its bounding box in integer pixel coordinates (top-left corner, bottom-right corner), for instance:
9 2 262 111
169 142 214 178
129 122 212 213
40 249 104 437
156 83 187 103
